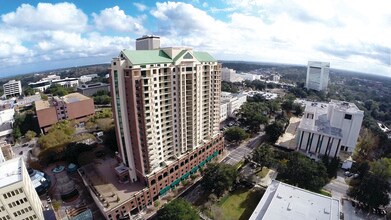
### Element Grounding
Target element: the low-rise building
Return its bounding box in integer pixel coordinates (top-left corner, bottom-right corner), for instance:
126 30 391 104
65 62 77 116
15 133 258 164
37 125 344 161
296 100 363 157
79 74 99 84
0 102 15 139
0 141 14 163
52 77 79 88
3 80 22 98
35 93 95 132
221 67 242 82
0 157 44 220
29 75 79 92
77 83 110 97
220 101 229 122
220 92 247 118
250 180 340 220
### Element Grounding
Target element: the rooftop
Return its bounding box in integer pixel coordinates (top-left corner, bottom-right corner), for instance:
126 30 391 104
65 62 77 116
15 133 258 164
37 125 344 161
78 157 145 212
35 100 51 111
298 102 342 138
250 180 339 220
0 157 23 188
62 93 90 103
121 49 216 65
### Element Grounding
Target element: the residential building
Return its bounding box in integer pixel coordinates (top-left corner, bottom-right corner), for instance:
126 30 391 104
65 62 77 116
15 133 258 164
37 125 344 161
305 61 330 91
35 93 94 132
0 141 14 163
0 157 44 220
78 36 224 219
77 83 110 97
221 67 242 82
3 80 22 98
296 100 364 157
250 180 339 220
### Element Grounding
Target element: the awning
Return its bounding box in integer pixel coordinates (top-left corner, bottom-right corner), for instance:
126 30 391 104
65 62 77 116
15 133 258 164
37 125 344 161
206 155 213 161
190 166 198 174
199 160 206 167
159 185 171 195
171 178 181 187
181 172 190 180
213 151 218 157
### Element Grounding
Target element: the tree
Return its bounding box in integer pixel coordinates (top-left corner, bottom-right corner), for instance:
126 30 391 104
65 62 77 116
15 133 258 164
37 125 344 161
321 155 340 179
292 103 304 116
353 129 379 162
224 127 248 142
25 130 37 141
370 158 391 179
13 127 22 140
38 121 75 150
156 198 199 220
23 86 37 96
201 163 238 197
277 152 329 192
348 173 390 209
252 144 274 170
64 142 94 164
265 121 285 143
281 100 294 112
238 102 269 133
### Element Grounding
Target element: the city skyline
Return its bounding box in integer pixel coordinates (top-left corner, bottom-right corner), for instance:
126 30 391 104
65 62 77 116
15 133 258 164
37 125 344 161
0 0 390 77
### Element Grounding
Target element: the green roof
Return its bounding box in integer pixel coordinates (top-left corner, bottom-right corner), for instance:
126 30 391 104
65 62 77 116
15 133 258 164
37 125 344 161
122 49 216 65
122 49 172 65
193 51 217 62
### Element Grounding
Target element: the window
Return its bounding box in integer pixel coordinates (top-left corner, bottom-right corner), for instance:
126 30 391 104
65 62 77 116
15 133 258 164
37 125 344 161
344 114 352 120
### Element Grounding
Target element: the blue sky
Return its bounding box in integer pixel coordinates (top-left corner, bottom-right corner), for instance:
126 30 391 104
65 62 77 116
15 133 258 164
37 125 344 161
0 0 390 78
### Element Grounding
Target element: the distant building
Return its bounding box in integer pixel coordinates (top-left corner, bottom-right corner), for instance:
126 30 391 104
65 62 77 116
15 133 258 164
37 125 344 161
0 157 44 220
220 92 247 118
135 35 160 50
35 93 94 132
77 83 110 97
250 180 339 220
29 75 78 92
3 80 22 98
272 74 281 82
79 74 99 84
305 61 330 91
221 67 242 82
296 100 363 157
240 73 261 81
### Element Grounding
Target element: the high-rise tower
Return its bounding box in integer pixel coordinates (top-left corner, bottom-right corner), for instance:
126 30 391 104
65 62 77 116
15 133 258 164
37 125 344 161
110 37 224 183
305 61 330 91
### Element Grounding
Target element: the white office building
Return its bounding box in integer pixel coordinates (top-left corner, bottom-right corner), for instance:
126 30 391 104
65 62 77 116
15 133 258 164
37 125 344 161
0 157 44 220
220 92 247 119
220 101 229 122
221 67 242 82
3 80 22 98
250 180 340 220
296 100 363 157
305 61 330 91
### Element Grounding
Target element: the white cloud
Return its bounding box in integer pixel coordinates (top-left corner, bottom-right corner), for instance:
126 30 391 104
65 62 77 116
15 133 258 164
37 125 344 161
92 6 145 33
1 2 87 32
151 1 390 76
133 2 147 11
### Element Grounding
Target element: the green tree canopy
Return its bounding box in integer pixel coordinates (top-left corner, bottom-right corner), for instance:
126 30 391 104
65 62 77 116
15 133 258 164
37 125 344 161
252 144 274 170
238 102 269 133
348 173 390 209
370 158 391 179
155 198 199 220
38 121 75 150
277 152 329 192
201 163 238 197
25 130 37 141
353 129 379 162
224 126 249 142
265 121 285 143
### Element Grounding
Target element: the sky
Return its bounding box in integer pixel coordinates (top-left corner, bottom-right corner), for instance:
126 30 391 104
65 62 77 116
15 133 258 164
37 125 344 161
0 0 390 78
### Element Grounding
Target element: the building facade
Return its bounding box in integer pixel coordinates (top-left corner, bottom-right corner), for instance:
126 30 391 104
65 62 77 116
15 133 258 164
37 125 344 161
3 80 22 98
77 83 110 97
221 67 242 82
220 92 247 118
296 100 363 157
305 61 330 91
35 93 95 132
0 157 44 220
79 37 225 219
0 142 14 163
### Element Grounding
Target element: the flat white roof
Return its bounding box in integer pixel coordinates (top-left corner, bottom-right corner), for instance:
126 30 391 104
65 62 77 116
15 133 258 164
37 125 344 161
0 157 23 188
250 180 339 220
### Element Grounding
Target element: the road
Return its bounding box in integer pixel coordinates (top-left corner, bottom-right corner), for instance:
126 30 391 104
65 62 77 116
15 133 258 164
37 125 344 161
323 171 349 202
182 132 265 203
221 132 265 166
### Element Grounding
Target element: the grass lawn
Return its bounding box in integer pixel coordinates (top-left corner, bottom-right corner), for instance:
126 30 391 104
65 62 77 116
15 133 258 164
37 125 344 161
255 167 270 178
216 187 264 220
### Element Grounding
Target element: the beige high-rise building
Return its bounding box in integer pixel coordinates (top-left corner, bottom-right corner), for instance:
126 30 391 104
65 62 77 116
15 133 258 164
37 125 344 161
110 36 224 183
0 157 43 220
